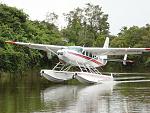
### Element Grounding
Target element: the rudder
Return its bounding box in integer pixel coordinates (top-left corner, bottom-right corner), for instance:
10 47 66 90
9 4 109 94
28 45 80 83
103 37 109 48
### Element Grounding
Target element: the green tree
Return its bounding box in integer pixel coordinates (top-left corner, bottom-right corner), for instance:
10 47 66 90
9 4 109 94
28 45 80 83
0 3 62 72
62 3 109 47
111 25 150 69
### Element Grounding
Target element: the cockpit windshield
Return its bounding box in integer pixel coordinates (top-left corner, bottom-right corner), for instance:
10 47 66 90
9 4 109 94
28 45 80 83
68 46 83 53
68 46 98 59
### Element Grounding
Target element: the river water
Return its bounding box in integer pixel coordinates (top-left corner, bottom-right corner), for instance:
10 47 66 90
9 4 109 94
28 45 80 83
0 73 150 113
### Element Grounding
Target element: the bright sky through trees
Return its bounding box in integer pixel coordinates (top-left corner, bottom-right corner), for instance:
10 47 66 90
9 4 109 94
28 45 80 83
1 0 150 35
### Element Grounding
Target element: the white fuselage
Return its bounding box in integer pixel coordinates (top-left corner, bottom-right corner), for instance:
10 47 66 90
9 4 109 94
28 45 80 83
57 48 107 67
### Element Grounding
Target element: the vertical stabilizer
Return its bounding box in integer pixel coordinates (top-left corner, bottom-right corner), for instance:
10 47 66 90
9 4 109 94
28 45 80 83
100 37 109 64
103 37 109 48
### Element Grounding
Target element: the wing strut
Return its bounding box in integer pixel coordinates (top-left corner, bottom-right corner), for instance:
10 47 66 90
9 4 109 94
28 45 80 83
45 47 58 56
123 54 127 65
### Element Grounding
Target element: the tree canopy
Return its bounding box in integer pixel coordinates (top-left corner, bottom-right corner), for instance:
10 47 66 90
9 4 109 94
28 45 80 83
0 4 63 72
62 3 109 46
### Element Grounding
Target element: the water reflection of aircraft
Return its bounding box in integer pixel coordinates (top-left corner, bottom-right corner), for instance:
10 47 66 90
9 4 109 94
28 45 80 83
41 83 114 113
41 85 80 104
41 85 81 112
75 83 114 113
5 38 150 84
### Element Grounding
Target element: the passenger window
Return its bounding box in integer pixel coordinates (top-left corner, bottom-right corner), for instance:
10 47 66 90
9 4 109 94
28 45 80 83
92 55 95 58
86 51 89 56
95 56 98 59
89 53 92 58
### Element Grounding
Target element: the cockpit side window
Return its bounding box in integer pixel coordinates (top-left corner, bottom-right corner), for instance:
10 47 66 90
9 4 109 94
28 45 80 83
68 47 83 53
83 50 94 58
79 48 83 53
69 47 98 59
86 51 89 56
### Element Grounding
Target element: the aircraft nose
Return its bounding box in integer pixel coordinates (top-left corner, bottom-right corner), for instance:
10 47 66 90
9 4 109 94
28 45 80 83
57 50 64 55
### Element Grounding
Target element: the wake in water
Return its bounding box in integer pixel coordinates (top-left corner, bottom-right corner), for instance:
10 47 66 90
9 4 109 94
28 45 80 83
111 72 150 84
116 79 150 84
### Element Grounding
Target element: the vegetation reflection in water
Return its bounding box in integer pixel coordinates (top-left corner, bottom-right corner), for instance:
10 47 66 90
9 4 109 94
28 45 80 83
0 72 150 113
0 72 44 113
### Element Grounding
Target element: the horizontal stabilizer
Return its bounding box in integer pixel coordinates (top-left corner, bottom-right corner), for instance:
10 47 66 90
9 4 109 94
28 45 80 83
104 59 134 63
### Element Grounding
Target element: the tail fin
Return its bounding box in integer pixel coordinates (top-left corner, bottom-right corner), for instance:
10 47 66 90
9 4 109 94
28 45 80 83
100 37 109 64
103 37 109 48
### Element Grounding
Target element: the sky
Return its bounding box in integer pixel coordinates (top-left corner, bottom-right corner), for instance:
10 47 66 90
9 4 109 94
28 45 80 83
1 0 150 35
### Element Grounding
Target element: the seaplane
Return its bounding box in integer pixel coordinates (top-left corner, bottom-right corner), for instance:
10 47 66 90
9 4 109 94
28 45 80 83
5 38 150 84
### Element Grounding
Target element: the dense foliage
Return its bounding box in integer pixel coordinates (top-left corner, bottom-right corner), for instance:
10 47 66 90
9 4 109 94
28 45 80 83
0 4 63 72
62 3 109 46
110 25 150 72
0 3 150 73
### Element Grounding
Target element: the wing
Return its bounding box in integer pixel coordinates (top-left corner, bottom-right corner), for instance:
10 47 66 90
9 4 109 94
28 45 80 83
84 47 150 55
5 41 67 53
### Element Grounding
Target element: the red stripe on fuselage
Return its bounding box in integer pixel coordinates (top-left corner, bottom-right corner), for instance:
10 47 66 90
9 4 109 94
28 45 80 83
68 51 103 65
145 48 150 51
